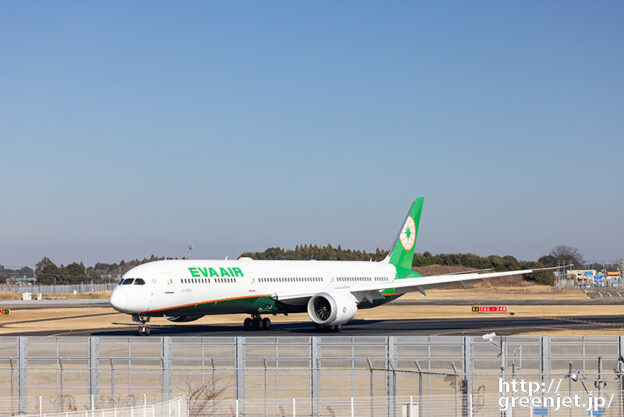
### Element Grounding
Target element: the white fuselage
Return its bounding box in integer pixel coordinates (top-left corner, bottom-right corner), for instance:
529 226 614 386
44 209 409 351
110 259 397 316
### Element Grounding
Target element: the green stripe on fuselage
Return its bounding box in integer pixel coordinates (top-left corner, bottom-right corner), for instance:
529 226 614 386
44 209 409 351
147 293 398 317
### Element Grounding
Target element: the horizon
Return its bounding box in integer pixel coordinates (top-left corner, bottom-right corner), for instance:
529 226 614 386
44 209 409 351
2 2 622 267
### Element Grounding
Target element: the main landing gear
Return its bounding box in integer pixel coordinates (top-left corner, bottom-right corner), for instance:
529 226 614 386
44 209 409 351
133 314 151 336
243 314 271 331
314 323 342 332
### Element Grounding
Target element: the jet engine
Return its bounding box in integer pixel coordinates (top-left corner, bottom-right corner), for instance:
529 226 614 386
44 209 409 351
307 291 358 326
164 315 204 322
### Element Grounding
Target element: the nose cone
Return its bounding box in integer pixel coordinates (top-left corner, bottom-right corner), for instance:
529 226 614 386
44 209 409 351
110 288 128 313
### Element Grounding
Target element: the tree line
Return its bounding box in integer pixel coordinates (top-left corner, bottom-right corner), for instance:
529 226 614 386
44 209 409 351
242 245 556 284
29 255 168 285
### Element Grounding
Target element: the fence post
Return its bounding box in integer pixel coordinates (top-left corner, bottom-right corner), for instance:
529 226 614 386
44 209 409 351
367 358 374 417
618 336 624 417
540 336 551 399
110 358 115 400
18 336 28 415
311 337 320 417
235 337 245 416
89 337 99 407
161 337 172 401
387 336 397 417
462 337 473 417
351 397 354 417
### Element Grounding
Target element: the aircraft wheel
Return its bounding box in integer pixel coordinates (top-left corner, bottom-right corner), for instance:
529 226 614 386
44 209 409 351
138 327 143 336
243 318 252 330
144 326 151 336
262 318 271 330
334 324 342 332
252 317 262 329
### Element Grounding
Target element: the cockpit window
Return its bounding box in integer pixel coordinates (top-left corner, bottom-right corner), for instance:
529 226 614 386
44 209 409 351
134 278 146 285
121 278 134 285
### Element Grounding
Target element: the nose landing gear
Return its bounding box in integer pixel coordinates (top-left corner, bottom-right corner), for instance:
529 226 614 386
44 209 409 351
132 314 151 336
243 314 271 330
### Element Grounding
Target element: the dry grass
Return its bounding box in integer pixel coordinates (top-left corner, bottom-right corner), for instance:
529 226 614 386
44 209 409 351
402 286 589 300
0 291 22 300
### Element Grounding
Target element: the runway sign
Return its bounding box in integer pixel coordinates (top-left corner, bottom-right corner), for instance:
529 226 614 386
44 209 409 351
472 306 507 312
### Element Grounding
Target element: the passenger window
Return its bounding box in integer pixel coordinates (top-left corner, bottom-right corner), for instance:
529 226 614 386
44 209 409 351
134 278 146 285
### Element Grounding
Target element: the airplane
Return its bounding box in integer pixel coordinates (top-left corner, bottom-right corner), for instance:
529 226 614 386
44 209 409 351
110 198 553 335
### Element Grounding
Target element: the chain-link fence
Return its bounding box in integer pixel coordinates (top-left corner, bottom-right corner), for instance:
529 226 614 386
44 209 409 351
3 336 624 417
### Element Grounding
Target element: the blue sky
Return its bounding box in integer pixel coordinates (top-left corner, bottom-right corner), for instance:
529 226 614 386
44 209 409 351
1 2 622 267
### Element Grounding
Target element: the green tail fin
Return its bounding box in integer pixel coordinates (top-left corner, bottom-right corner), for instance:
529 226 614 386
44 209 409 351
388 198 423 272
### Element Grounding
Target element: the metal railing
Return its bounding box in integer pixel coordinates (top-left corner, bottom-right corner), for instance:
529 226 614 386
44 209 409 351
4 336 624 416
17 397 187 417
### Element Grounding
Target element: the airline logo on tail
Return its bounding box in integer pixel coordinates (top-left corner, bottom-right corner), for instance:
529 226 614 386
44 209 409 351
400 216 416 251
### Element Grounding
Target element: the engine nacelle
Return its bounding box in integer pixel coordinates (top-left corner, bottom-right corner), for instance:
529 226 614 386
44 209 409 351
307 291 358 326
164 315 204 322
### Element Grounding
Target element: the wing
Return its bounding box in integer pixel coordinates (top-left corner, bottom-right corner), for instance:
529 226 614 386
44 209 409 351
273 267 556 304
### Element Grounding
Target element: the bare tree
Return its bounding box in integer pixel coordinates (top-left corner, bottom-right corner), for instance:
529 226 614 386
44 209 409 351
549 245 584 267
54 395 78 412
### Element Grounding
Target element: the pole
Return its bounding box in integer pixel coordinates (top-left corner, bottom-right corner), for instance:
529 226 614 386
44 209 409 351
292 398 296 417
501 338 506 417
10 359 14 416
110 359 114 401
452 362 459 417
351 397 354 417
264 359 268 417
367 358 374 417
619 361 624 417
566 362 572 417
211 358 216 416
59 358 64 412
415 361 423 414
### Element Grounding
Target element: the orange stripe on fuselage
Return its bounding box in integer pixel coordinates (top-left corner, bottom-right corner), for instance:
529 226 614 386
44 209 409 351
140 293 273 314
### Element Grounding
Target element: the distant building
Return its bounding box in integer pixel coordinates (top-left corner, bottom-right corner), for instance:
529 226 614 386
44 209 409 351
567 270 597 280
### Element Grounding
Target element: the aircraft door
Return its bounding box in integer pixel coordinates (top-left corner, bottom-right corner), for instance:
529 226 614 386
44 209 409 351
248 270 256 294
